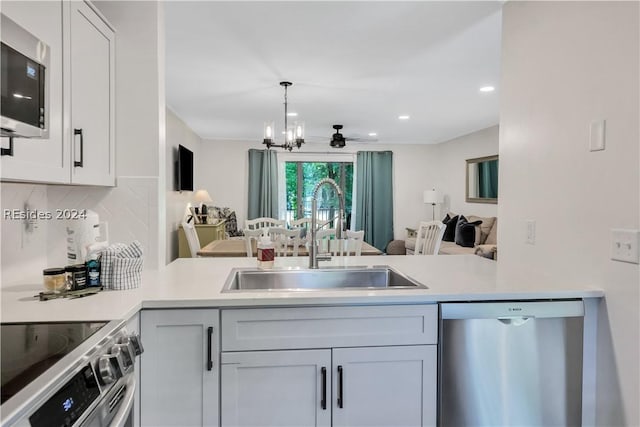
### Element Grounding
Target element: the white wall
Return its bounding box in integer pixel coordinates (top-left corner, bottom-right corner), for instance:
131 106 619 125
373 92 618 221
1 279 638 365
166 108 202 263
499 2 639 425
435 125 499 218
197 141 440 240
0 184 49 287
94 0 166 269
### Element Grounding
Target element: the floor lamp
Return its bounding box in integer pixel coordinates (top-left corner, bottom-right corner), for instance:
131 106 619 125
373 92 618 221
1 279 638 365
423 189 442 221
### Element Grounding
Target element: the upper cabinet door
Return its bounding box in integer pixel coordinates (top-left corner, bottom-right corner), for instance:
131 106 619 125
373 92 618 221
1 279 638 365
1 1 70 183
67 1 115 186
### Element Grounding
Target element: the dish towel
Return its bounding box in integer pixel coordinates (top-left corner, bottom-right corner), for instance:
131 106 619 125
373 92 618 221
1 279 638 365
101 241 144 290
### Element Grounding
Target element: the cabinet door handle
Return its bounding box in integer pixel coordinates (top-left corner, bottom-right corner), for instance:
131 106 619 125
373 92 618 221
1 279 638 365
206 326 214 371
1 135 14 156
74 128 84 167
337 365 344 408
321 367 327 410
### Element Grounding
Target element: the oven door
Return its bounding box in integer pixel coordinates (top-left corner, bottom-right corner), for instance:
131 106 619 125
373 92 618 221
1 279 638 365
81 374 135 427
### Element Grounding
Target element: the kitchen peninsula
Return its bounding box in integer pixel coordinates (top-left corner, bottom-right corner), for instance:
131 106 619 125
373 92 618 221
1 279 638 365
1 255 603 427
0 255 602 321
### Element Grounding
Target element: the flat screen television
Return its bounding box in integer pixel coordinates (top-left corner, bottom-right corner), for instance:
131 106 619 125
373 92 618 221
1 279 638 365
176 144 194 191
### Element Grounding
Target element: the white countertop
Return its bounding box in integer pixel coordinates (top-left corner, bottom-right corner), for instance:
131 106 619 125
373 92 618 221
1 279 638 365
0 255 604 323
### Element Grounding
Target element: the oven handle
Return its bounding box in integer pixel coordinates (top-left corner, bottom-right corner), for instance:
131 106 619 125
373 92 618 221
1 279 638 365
108 379 135 427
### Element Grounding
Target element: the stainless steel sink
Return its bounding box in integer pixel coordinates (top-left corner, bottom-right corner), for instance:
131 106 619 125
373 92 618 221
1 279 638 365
221 266 427 292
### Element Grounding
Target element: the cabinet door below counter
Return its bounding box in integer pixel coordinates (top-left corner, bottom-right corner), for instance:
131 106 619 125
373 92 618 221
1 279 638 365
332 345 437 427
141 309 219 427
221 350 332 427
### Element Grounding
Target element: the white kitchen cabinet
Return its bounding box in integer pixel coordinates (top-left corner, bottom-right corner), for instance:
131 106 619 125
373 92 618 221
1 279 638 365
65 0 115 186
221 350 332 427
331 346 437 427
0 1 69 183
140 309 219 427
0 0 115 185
220 305 438 427
221 346 436 427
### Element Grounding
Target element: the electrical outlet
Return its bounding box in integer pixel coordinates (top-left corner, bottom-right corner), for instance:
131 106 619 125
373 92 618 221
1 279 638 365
611 229 639 264
526 220 536 245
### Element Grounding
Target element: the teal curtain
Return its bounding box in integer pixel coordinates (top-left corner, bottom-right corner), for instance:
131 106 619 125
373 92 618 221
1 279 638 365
478 160 499 198
354 151 394 251
247 149 278 219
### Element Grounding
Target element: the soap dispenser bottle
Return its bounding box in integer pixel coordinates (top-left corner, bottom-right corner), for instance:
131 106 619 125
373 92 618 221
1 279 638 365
257 236 275 269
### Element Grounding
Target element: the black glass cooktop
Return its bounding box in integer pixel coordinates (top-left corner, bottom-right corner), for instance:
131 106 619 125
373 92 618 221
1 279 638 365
1 321 107 404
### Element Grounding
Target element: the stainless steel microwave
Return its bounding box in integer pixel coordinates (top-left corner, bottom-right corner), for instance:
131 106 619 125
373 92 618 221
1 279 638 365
1 13 49 138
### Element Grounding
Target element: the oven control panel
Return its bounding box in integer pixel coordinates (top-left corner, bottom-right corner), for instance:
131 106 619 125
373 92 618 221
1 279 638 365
28 365 100 427
25 332 143 427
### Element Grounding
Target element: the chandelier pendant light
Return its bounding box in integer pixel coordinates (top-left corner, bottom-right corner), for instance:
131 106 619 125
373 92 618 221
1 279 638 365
263 81 305 151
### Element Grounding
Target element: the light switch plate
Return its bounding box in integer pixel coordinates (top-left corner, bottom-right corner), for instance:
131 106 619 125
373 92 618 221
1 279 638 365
589 120 606 151
611 229 639 264
526 220 536 245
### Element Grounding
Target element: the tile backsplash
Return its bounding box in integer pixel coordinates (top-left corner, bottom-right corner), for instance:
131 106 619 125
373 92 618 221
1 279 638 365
1 177 160 288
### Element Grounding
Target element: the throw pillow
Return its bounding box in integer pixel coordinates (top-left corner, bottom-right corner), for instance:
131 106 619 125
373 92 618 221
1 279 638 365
467 215 496 245
442 215 459 242
455 216 483 248
225 211 244 237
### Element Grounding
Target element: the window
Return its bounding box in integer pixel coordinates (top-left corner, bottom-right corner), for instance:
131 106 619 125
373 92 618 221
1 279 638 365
284 161 353 227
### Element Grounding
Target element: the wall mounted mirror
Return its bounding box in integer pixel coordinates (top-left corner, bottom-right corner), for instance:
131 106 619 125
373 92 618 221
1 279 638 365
466 155 498 204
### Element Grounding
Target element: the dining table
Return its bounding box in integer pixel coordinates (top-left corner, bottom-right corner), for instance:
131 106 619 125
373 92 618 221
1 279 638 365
197 238 383 257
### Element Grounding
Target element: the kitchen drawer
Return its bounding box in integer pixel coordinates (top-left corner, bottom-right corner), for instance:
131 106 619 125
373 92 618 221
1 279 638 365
221 304 438 351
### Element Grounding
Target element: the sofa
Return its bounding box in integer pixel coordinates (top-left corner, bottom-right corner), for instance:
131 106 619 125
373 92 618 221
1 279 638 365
405 214 497 260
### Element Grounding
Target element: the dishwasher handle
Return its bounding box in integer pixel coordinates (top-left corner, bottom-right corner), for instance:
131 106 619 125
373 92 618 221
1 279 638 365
441 300 584 320
497 316 531 326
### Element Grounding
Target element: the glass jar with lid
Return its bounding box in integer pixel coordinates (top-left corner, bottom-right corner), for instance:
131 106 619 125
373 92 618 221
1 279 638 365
43 268 66 293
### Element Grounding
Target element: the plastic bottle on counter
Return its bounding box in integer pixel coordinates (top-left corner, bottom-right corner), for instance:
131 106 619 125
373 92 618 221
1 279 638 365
257 236 275 269
86 254 101 288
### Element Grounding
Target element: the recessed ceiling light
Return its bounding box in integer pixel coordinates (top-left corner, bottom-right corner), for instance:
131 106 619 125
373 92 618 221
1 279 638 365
479 86 495 92
286 112 298 117
368 132 377 137
398 115 410 120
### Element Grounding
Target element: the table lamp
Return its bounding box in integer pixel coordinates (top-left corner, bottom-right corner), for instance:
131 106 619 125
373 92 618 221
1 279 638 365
193 189 213 222
423 189 442 220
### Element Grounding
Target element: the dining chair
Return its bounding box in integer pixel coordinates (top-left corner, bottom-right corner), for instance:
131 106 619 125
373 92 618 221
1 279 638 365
243 228 264 257
269 227 302 257
414 221 446 255
182 221 201 258
245 217 285 233
289 218 312 245
315 228 336 254
344 230 365 256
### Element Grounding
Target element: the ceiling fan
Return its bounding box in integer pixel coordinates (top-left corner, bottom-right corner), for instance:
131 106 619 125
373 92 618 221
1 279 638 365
329 124 378 148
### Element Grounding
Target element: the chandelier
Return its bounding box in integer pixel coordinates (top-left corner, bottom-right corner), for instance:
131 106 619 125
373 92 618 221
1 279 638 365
263 81 305 151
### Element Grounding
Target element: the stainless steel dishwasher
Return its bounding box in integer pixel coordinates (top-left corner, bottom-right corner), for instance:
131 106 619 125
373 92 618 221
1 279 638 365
440 300 584 427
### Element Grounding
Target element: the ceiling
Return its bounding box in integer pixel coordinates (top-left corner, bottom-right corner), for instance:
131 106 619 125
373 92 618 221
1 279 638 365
165 1 503 145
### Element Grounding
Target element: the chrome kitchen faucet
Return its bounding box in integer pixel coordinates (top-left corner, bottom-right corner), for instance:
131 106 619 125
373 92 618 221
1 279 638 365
308 178 346 269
